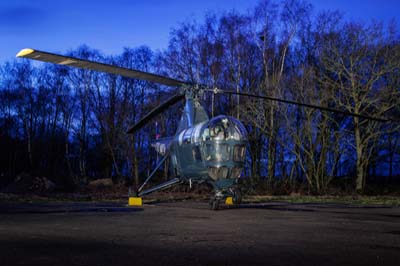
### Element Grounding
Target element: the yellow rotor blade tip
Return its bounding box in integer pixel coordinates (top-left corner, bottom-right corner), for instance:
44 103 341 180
16 48 34 57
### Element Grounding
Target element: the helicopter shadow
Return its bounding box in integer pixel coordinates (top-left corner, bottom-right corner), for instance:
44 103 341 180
0 202 144 214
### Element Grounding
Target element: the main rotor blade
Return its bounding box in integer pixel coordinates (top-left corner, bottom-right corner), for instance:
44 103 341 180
127 94 185 134
16 48 186 87
222 90 390 122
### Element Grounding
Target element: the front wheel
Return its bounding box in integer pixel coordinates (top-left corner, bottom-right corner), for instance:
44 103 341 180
232 188 242 204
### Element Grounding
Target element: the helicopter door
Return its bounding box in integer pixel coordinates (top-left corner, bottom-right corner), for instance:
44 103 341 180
178 129 195 165
170 153 180 177
192 145 202 161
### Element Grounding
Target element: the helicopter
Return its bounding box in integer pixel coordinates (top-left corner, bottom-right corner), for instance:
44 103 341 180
16 48 392 210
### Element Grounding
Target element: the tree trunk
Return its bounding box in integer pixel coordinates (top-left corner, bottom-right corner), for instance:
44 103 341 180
25 118 33 171
131 134 139 192
267 107 276 184
388 132 394 178
354 121 365 192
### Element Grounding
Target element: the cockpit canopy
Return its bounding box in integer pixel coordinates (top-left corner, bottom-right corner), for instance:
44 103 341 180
176 115 248 181
200 116 248 181
201 115 247 142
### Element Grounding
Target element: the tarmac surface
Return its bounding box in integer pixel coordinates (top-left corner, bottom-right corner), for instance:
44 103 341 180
0 200 399 266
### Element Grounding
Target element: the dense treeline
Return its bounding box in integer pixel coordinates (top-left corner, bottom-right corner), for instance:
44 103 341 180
0 0 399 193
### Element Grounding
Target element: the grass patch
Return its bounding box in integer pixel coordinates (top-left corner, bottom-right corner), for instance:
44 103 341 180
1 192 399 207
244 195 400 207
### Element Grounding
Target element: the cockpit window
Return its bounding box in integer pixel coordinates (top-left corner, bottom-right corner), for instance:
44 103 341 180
205 143 230 162
203 115 247 141
192 146 202 161
233 145 246 162
210 124 225 140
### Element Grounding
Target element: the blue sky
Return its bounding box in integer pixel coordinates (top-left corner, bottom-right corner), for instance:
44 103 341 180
0 0 399 62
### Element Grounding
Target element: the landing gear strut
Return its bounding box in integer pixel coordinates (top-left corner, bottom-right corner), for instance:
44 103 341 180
209 187 242 210
209 197 220 210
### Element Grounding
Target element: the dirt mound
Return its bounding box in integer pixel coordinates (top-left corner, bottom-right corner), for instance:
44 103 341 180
1 173 55 194
88 178 113 188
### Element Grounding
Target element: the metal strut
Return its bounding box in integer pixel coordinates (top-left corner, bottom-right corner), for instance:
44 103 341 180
136 154 182 197
138 178 181 197
138 155 169 193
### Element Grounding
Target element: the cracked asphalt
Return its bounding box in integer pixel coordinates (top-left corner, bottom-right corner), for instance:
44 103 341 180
0 201 399 266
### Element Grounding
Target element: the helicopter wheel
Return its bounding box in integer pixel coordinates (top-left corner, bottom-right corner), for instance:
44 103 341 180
231 187 242 204
209 197 220 210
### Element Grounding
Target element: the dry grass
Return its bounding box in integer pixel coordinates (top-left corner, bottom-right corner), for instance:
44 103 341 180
1 188 400 207
244 195 400 207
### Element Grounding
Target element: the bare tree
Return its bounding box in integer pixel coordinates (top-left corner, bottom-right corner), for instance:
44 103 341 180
320 22 400 192
67 46 102 179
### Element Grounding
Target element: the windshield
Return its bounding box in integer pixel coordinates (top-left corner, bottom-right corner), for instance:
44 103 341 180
204 143 231 162
202 115 247 141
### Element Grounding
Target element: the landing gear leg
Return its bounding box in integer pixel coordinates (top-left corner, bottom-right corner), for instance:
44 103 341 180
209 197 220 210
209 190 224 210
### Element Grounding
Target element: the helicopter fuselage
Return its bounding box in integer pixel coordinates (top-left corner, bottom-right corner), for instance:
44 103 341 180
161 91 248 191
153 112 248 191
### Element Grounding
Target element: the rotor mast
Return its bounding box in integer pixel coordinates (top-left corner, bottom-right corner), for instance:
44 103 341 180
178 86 209 131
